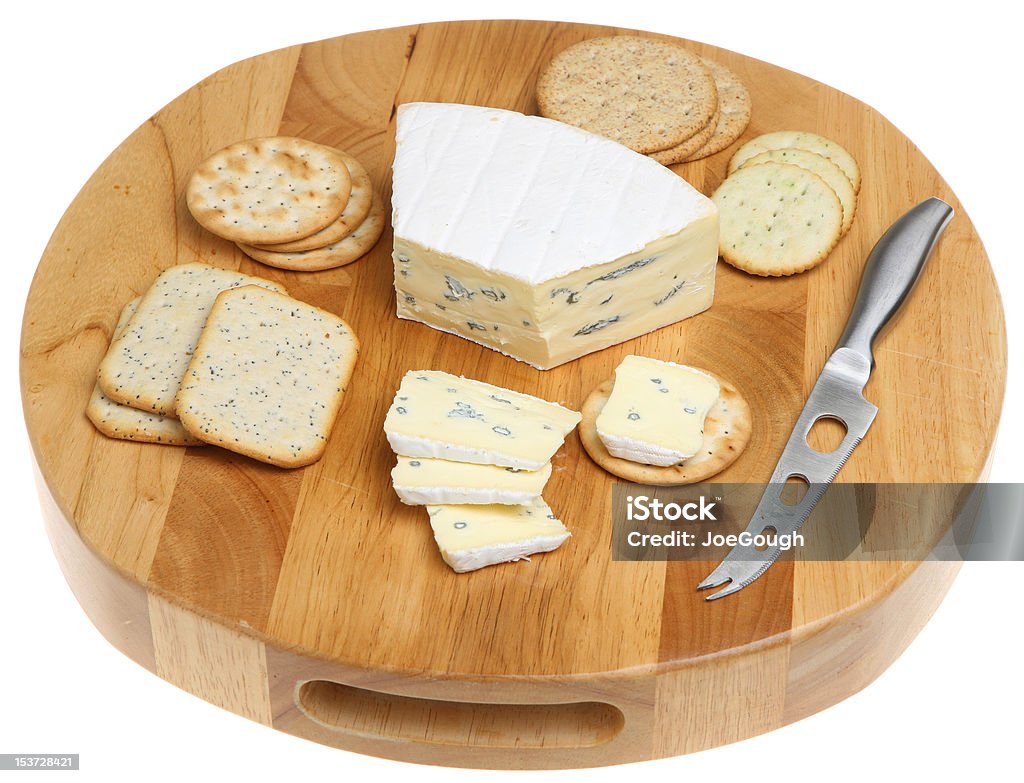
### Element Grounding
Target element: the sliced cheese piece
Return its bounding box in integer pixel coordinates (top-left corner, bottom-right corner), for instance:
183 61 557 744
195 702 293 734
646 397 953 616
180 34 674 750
384 370 581 470
392 102 719 370
392 456 552 505
427 498 570 573
596 355 720 466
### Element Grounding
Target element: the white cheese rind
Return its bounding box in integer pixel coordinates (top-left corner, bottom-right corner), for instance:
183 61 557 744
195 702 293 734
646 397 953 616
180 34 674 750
438 537 571 573
393 103 714 282
392 103 719 369
597 355 720 466
391 457 551 505
426 498 570 573
384 370 581 470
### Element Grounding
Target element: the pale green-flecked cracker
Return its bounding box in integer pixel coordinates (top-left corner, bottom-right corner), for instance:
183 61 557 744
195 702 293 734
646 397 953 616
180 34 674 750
712 162 843 277
728 130 860 192
739 148 857 235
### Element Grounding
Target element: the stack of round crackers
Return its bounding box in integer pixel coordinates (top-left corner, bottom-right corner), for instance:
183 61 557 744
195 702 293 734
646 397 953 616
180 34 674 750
186 136 385 271
712 131 861 276
536 35 751 165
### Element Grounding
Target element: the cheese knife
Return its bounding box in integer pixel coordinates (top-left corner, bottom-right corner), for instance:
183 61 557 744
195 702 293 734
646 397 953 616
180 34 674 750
697 197 954 600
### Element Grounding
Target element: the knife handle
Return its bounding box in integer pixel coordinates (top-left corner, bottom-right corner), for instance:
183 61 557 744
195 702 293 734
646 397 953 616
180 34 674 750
836 197 954 365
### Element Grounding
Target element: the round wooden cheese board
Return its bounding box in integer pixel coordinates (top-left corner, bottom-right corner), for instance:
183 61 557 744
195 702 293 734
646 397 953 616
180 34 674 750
20 19 1006 769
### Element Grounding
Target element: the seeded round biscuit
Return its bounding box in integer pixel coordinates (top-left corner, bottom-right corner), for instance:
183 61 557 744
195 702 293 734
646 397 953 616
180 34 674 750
536 35 717 154
684 58 752 161
648 107 719 166
580 374 751 485
186 136 352 245
713 162 844 277
250 151 373 252
237 196 386 272
728 130 860 192
739 148 857 236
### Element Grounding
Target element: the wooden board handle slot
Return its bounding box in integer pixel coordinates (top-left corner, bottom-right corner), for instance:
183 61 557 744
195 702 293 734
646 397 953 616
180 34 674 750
296 680 625 749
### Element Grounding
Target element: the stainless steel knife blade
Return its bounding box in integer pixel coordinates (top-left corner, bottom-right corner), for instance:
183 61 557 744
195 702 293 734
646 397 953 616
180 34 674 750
698 197 955 601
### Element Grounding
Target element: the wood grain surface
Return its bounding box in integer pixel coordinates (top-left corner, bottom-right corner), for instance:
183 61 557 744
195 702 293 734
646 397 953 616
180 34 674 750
20 19 1005 769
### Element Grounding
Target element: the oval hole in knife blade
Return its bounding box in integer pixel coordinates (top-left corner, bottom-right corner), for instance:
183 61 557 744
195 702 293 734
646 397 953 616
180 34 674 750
806 415 849 453
780 476 810 506
755 526 778 551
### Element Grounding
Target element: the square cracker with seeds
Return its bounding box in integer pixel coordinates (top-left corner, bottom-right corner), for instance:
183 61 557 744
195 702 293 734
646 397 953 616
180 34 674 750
87 298 204 446
175 285 359 468
96 262 287 415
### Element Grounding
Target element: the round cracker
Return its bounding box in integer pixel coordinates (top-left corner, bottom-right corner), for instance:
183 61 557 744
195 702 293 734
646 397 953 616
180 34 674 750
739 148 857 236
580 374 751 485
237 196 386 271
250 151 373 252
648 106 719 166
712 162 844 277
536 35 717 154
186 136 352 245
684 58 752 161
728 130 860 192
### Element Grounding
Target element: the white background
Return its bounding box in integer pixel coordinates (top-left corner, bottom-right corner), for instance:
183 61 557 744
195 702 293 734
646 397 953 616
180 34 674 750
2 1 1021 781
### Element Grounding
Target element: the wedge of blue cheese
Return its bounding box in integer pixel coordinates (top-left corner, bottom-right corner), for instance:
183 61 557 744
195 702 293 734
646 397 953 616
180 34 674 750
384 370 581 470
392 456 552 505
391 102 719 370
427 498 570 572
596 355 720 466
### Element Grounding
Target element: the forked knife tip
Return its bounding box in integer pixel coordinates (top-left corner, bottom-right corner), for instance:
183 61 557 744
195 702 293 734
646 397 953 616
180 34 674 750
699 578 746 601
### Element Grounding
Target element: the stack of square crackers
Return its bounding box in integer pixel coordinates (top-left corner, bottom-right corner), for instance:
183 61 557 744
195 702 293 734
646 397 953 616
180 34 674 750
88 262 359 467
536 35 751 165
186 136 384 271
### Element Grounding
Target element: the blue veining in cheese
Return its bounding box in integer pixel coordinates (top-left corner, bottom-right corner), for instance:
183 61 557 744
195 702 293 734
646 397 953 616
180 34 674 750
427 497 570 573
391 456 552 505
597 355 720 466
383 370 581 470
391 103 719 369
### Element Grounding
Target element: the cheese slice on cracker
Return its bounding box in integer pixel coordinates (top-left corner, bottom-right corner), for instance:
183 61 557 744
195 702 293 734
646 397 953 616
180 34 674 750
596 355 721 466
580 367 752 485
